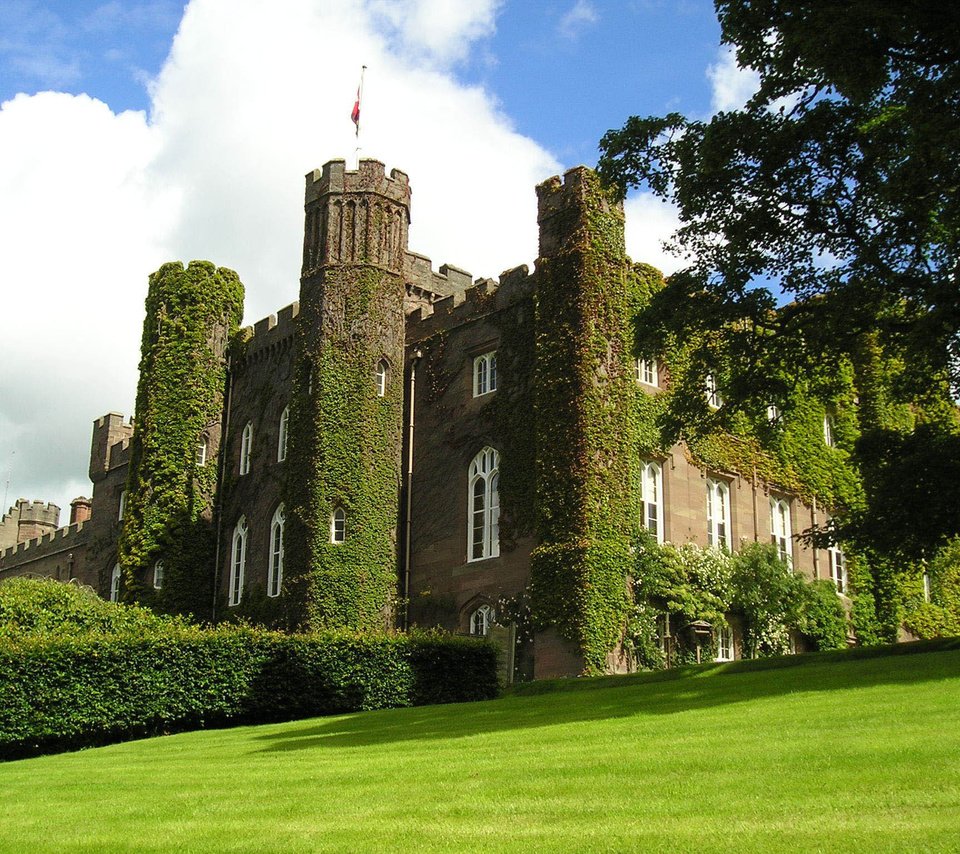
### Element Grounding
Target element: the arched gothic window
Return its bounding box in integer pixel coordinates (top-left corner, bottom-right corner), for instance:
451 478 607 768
268 505 284 597
375 360 389 398
470 604 493 636
330 507 346 544
770 497 793 566
240 422 253 475
110 564 121 602
229 516 247 606
706 478 731 549
278 407 289 462
468 447 500 561
641 460 664 543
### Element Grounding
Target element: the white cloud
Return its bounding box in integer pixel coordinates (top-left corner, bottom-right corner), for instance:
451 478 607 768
0 0 559 520
558 0 599 39
707 45 759 113
365 0 502 66
0 0 683 524
624 192 683 275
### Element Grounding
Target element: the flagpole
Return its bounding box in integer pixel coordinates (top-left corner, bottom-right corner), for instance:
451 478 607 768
354 65 367 169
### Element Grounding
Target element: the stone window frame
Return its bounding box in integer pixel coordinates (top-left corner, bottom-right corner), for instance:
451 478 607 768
715 621 735 662
636 358 659 387
278 407 289 463
240 422 253 475
641 459 664 544
829 546 847 594
769 496 793 567
330 507 346 544
472 351 498 398
705 372 723 409
229 516 247 606
268 505 284 597
470 604 494 636
375 359 389 398
110 564 121 602
706 477 731 550
467 447 500 562
153 560 164 590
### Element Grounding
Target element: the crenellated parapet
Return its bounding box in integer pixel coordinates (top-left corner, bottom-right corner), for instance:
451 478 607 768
404 251 473 299
0 519 87 566
302 159 411 277
89 413 135 482
406 264 533 343
235 301 300 364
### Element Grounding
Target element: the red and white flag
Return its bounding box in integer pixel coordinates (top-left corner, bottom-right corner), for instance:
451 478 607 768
351 66 366 137
351 87 361 134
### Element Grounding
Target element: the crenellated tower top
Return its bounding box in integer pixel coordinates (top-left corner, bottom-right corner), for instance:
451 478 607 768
302 159 411 277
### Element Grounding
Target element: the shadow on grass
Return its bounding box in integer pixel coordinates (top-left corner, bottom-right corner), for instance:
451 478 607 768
254 638 960 753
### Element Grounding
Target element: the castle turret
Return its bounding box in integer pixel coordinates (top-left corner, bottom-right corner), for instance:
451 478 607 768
118 261 244 616
284 159 410 630
529 167 635 675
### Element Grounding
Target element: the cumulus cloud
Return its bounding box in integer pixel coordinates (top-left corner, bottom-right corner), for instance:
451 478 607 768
0 0 558 519
1 0 679 522
624 193 683 276
707 45 759 112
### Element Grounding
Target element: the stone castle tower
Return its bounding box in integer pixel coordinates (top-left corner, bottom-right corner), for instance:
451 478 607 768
283 160 411 630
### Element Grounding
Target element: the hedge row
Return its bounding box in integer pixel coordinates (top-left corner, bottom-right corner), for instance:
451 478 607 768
0 627 499 760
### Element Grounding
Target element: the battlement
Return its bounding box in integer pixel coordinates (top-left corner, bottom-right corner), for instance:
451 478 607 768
404 251 473 299
305 159 411 210
90 412 135 481
302 159 411 276
0 519 86 565
406 264 533 343
14 499 61 526
536 166 624 258
237 301 300 363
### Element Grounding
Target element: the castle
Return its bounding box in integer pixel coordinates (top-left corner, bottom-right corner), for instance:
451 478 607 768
0 159 858 678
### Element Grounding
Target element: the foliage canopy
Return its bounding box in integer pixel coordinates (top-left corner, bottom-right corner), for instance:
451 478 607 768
598 0 960 559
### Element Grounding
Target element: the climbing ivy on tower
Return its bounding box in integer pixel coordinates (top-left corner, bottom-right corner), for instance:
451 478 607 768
118 260 244 619
529 168 637 673
282 159 408 632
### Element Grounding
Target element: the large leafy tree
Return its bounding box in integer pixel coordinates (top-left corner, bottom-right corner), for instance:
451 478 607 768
598 0 960 560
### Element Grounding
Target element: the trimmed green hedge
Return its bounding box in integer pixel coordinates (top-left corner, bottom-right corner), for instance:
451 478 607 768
0 627 499 760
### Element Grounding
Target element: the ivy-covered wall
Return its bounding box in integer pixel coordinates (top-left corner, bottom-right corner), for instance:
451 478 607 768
284 162 409 632
529 168 636 673
118 260 244 620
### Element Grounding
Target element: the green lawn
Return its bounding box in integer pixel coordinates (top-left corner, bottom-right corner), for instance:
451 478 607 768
2 645 959 853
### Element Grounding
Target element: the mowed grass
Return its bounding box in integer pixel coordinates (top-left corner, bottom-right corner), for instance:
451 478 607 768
2 646 959 853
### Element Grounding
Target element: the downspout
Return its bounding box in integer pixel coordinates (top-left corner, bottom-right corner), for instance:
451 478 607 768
811 495 820 580
402 348 422 631
211 353 234 623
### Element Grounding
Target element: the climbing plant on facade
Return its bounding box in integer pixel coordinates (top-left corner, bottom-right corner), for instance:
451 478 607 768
118 261 244 620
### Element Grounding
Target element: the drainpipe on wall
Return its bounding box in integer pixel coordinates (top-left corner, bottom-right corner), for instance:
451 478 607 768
402 348 422 632
211 354 234 623
811 496 819 580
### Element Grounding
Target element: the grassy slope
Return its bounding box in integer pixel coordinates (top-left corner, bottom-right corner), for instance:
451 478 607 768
1 646 959 853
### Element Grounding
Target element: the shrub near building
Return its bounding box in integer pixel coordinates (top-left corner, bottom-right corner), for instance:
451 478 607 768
0 579 498 759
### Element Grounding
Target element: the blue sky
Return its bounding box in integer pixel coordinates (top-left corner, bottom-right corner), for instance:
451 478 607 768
0 1 752 524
